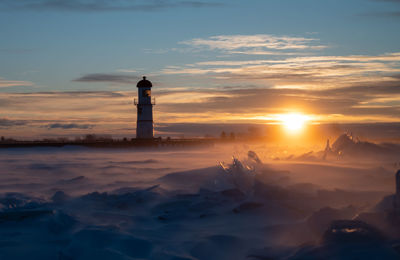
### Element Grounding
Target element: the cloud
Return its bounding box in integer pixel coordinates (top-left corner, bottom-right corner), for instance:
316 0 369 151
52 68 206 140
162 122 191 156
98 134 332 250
1 117 93 131
180 34 327 55
155 122 261 136
155 80 400 122
0 0 222 12
73 73 140 84
0 118 27 128
0 91 135 135
1 80 400 139
46 123 94 129
0 77 33 88
161 52 400 89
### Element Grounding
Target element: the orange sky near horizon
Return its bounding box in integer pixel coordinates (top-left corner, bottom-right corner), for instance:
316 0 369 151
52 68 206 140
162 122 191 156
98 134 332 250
0 85 399 139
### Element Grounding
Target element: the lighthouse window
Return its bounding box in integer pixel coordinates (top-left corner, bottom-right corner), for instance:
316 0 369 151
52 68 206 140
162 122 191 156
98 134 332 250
143 90 151 97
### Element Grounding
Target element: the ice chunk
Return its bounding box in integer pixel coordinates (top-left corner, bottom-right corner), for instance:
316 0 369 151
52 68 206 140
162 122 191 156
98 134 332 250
219 157 255 195
248 150 262 164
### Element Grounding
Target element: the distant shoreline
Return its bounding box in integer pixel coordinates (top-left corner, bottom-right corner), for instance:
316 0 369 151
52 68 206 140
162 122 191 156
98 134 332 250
0 138 217 149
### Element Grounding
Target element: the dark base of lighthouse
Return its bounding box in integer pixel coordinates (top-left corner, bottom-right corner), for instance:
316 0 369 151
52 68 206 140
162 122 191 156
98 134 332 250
136 121 154 139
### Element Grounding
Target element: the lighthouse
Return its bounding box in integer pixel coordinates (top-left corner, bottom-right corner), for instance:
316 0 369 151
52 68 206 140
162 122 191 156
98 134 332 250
135 76 155 139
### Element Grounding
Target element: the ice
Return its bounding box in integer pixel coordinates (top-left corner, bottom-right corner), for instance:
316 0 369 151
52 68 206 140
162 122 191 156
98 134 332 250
219 157 255 195
0 138 400 259
247 150 262 164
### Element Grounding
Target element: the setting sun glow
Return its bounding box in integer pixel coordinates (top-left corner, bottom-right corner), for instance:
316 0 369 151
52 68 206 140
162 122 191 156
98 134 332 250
279 113 310 134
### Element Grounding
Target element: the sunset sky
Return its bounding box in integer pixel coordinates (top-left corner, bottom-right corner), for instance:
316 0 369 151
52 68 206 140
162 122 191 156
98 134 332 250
1 0 400 138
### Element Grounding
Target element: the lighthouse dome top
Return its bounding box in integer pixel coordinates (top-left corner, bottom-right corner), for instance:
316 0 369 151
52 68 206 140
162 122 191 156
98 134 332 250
137 76 152 88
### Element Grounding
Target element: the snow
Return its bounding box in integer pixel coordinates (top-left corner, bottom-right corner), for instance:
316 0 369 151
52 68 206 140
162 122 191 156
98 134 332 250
0 139 400 259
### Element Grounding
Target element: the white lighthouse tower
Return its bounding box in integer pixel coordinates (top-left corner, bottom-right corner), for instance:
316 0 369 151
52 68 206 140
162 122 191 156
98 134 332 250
135 76 155 139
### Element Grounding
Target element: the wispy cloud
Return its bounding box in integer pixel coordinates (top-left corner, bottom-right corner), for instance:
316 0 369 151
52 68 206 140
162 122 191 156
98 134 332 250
1 79 400 138
162 52 400 89
0 91 134 137
46 123 94 129
156 82 400 122
0 77 33 88
180 34 327 55
0 118 27 128
73 73 139 84
0 0 222 12
116 69 139 73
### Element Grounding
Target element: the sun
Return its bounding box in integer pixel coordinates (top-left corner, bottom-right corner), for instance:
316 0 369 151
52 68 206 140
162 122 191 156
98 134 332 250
279 113 310 134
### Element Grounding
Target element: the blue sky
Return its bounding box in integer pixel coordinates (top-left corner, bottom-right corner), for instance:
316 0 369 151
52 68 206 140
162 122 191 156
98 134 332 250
1 0 399 91
1 0 400 137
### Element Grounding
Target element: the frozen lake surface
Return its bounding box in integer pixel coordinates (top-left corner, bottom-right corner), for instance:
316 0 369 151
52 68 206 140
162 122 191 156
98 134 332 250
0 143 400 259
